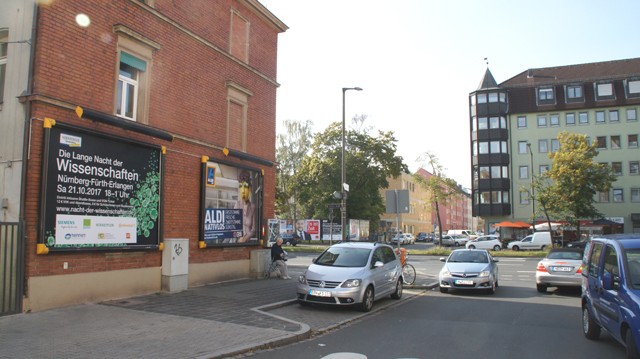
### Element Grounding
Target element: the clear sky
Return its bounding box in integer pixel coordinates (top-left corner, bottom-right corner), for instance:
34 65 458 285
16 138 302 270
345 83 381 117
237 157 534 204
259 0 639 188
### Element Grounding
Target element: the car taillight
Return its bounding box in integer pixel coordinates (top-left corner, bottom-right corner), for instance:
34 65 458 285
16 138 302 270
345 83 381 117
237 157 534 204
576 264 584 274
536 263 547 272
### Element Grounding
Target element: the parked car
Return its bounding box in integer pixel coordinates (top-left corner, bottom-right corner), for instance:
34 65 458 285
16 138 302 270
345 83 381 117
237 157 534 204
447 229 478 240
391 234 408 245
404 233 416 244
296 242 403 312
438 249 499 294
416 232 428 242
507 231 552 251
438 235 466 247
566 239 589 249
581 234 640 357
535 248 584 292
466 235 502 251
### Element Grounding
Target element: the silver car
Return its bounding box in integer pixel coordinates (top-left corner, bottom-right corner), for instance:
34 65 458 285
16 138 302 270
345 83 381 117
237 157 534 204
438 249 499 294
535 248 583 293
466 235 502 251
297 242 403 312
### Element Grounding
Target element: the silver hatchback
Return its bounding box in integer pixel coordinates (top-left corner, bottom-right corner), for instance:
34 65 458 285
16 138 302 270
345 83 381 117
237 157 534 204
297 242 403 312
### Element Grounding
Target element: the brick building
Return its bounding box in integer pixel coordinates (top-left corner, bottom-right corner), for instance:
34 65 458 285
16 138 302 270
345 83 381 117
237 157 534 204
0 0 287 313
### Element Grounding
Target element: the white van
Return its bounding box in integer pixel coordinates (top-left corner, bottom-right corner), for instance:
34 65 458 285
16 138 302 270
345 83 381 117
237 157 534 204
447 229 477 239
507 231 552 251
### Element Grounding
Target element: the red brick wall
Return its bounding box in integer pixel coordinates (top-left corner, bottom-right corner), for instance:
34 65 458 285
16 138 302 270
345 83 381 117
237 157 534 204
24 0 279 281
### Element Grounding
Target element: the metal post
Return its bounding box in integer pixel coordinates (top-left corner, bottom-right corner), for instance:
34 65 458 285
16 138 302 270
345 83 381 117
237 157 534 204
341 87 362 241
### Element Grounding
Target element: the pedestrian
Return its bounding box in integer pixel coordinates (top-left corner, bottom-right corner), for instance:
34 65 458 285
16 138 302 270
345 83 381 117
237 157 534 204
270 238 291 279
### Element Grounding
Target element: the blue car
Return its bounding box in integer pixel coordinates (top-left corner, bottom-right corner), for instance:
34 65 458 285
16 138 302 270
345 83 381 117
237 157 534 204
581 234 640 357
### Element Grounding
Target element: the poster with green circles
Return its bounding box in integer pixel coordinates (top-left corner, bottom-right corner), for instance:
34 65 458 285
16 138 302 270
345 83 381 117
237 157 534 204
41 123 162 250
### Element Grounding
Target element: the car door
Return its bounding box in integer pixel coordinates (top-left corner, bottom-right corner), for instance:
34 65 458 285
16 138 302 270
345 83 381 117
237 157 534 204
520 236 534 250
585 242 617 332
593 244 624 340
370 247 392 296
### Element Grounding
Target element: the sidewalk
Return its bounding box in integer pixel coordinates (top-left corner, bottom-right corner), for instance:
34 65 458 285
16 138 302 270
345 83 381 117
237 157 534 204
0 271 436 359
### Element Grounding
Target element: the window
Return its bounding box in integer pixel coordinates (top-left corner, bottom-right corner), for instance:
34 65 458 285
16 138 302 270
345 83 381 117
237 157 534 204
537 87 554 104
612 162 622 176
520 191 530 204
478 117 488 130
611 136 621 149
480 192 490 203
499 92 507 103
596 82 615 100
230 10 250 63
579 112 589 124
0 30 7 104
226 81 252 151
632 188 640 203
566 85 584 102
114 26 159 123
478 142 489 154
596 136 607 149
537 115 547 127
517 116 527 128
628 109 638 122
519 166 529 179
550 114 560 126
488 92 498 103
610 110 619 123
518 141 528 154
598 191 610 203
477 93 487 104
613 188 624 202
539 165 549 174
626 79 640 98
566 113 576 125
596 111 606 123
551 139 560 152
489 117 500 129
490 166 508 178
538 139 548 153
628 135 638 148
630 161 639 175
479 166 490 179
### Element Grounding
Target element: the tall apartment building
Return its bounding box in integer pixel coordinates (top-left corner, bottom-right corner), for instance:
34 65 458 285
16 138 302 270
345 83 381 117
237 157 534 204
0 0 286 314
470 58 640 234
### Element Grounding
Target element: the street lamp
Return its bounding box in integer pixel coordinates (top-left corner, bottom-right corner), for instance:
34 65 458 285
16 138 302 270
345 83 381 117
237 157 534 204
341 87 362 241
526 143 535 232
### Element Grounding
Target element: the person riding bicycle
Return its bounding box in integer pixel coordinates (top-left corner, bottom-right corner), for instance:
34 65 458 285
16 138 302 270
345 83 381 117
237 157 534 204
270 238 291 279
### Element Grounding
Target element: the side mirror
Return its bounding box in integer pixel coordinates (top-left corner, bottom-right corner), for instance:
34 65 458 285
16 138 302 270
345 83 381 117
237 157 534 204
373 261 384 268
493 258 499 263
312 257 317 264
439 257 446 262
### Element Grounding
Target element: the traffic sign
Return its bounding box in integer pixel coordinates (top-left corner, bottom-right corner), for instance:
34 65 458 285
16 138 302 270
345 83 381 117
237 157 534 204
328 203 341 209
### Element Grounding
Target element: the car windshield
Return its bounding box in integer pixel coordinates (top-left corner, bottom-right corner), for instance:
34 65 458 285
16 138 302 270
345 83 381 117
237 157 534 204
625 249 640 289
315 247 371 267
548 251 582 260
448 251 488 263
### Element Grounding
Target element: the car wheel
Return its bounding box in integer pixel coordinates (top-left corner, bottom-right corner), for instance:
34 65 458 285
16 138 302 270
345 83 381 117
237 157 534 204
439 287 448 293
536 283 547 293
582 305 601 340
512 245 520 251
454 242 459 246
627 329 639 358
468 245 476 249
493 245 501 251
540 245 546 250
298 300 310 307
391 278 403 299
487 279 496 294
359 286 374 312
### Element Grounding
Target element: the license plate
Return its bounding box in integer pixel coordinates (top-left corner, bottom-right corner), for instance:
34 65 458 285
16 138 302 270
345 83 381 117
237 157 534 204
310 290 331 297
552 266 572 272
455 279 474 285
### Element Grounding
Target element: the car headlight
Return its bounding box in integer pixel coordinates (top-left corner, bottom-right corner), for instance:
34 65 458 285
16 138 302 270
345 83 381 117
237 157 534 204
341 279 361 288
479 271 490 278
298 274 306 284
440 270 451 277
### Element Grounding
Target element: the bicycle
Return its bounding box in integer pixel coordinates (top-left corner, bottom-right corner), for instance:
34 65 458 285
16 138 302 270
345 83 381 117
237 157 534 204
263 260 279 278
395 248 416 285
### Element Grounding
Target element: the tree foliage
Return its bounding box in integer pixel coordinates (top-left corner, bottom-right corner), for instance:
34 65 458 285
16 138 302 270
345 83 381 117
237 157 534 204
290 121 407 232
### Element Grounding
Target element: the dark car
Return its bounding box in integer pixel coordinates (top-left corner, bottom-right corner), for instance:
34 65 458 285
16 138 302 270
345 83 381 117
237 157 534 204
566 239 588 249
416 232 428 242
582 234 640 357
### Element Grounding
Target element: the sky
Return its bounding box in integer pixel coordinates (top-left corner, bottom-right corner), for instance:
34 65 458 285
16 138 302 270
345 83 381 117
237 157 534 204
259 0 640 188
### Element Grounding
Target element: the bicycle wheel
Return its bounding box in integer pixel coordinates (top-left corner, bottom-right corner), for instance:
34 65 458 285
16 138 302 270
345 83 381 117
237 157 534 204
402 264 416 285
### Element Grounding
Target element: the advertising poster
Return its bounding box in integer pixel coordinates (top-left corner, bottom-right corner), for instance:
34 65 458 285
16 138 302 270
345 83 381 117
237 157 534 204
321 220 341 242
41 124 162 250
305 220 321 241
202 162 261 246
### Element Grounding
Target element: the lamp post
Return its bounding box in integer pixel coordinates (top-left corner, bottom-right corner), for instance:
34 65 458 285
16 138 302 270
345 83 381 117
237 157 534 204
527 143 535 232
341 87 362 241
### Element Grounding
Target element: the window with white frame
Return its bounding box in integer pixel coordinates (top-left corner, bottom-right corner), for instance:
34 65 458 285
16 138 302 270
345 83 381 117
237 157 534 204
550 114 559 126
598 191 609 203
632 188 640 203
611 136 621 149
612 162 622 176
630 161 639 175
517 116 527 128
626 79 640 98
579 112 589 124
518 141 528 154
596 82 615 100
551 139 560 152
609 110 619 122
0 29 8 105
537 115 547 127
116 57 140 121
566 85 583 102
613 188 624 202
566 113 576 125
519 166 529 179
629 135 639 148
537 87 554 104
628 108 637 121
596 111 606 123
538 139 548 153
539 165 549 174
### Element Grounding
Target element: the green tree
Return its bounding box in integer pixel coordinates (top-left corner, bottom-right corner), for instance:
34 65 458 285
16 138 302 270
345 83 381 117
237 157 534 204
413 152 461 244
291 120 407 234
544 132 617 236
275 119 313 220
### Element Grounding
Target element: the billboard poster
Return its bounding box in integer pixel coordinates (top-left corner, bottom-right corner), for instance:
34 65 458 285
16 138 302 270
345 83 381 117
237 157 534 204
202 161 261 246
321 220 341 241
41 124 162 250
